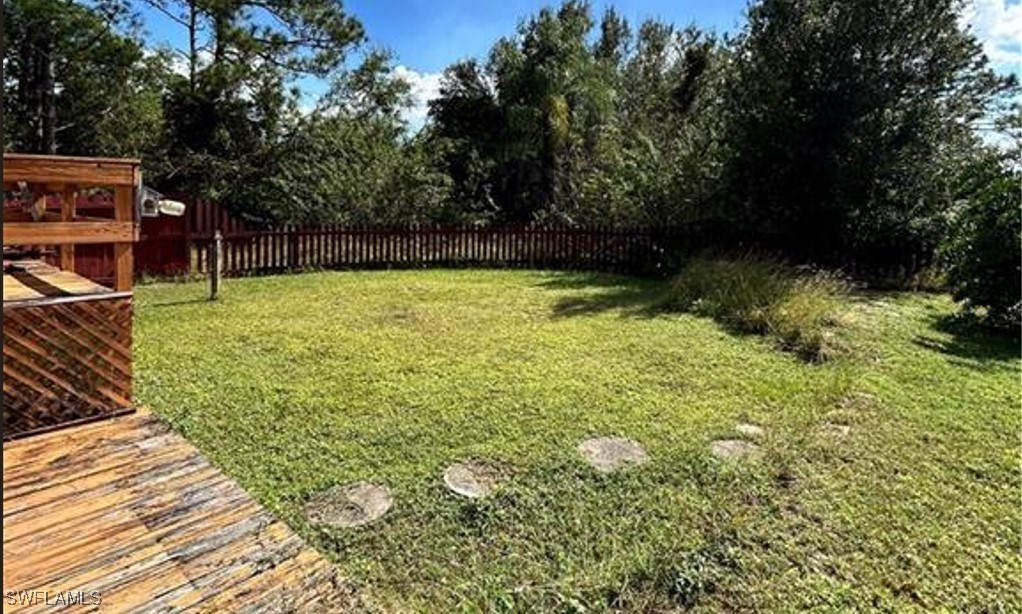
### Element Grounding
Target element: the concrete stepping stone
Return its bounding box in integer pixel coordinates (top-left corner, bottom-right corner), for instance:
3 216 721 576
443 460 508 499
710 439 761 460
305 482 392 528
578 437 649 473
735 423 765 438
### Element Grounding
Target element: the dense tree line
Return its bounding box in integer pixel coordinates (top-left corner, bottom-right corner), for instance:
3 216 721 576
3 0 1018 317
428 6 727 228
3 0 166 158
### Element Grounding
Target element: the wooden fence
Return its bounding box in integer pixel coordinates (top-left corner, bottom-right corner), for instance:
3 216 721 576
192 225 673 277
6 188 686 279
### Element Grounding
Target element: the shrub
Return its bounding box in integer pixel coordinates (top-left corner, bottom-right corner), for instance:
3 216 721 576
944 155 1021 328
664 254 850 360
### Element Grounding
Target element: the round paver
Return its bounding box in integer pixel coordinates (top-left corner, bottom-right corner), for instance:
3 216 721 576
710 439 761 460
578 437 649 473
443 460 507 498
736 423 765 438
305 482 392 528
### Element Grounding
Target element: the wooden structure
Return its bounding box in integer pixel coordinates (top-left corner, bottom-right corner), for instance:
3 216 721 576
3 154 139 291
2 411 354 612
9 192 193 284
3 154 140 439
189 224 672 278
3 261 133 436
2 155 352 611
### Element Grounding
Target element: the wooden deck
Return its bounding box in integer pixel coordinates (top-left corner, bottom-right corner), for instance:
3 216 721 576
2 412 355 613
3 260 115 304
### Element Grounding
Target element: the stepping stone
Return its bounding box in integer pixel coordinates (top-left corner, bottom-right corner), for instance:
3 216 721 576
736 423 765 438
819 423 851 438
578 437 649 473
710 439 761 460
443 460 507 499
305 482 392 528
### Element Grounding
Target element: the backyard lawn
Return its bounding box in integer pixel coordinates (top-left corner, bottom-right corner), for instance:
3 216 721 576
135 270 1020 612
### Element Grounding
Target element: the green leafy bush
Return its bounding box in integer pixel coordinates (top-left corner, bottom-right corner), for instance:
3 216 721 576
944 155 1021 328
664 254 850 360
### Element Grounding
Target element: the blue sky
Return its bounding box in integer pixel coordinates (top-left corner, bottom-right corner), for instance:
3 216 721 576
344 0 749 73
141 1 749 73
139 0 1021 127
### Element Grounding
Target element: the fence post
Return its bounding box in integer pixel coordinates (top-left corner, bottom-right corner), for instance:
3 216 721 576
209 230 222 300
288 226 299 271
184 194 194 276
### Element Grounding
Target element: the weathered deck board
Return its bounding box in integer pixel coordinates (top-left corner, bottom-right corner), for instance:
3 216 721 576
2 413 356 613
2 261 114 303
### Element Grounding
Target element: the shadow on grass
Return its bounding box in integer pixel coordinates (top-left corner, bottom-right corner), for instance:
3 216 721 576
142 298 211 309
536 273 667 318
537 272 842 363
914 313 1020 370
537 273 759 338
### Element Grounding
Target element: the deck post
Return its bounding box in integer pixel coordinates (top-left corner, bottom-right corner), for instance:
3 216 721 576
60 184 77 271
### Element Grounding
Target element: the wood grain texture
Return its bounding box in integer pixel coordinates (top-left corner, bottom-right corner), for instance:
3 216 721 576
60 186 78 271
2 413 357 613
3 221 137 246
4 154 140 294
2 154 139 187
112 187 135 292
3 261 114 303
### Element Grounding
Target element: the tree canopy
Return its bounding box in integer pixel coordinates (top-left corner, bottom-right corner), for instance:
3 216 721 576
427 3 725 226
3 0 1017 296
719 0 1014 273
3 0 166 157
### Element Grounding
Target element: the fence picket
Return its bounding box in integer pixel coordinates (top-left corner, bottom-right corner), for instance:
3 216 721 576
187 224 671 279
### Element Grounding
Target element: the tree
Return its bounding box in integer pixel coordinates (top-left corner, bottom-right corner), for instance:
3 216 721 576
943 102 1021 327
260 50 452 225
3 0 165 158
719 0 1015 276
487 0 609 222
583 20 724 226
143 0 365 211
265 114 452 225
428 1 723 226
427 2 623 223
427 60 504 220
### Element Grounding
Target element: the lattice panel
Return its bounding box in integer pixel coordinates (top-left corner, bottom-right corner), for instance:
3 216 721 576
3 297 132 438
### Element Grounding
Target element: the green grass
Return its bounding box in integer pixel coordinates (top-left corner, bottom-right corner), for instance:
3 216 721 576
664 254 851 361
135 269 1021 612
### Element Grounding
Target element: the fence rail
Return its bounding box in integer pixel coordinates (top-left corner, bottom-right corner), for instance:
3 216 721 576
191 225 672 277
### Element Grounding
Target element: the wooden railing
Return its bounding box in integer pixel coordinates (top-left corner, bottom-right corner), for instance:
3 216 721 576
2 154 140 290
3 154 140 438
192 225 675 277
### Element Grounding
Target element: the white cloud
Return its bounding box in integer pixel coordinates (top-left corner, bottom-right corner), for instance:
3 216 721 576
963 0 1022 73
146 46 213 78
393 65 443 132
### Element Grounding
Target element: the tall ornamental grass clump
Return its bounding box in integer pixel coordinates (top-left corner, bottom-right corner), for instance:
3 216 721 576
664 254 850 361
